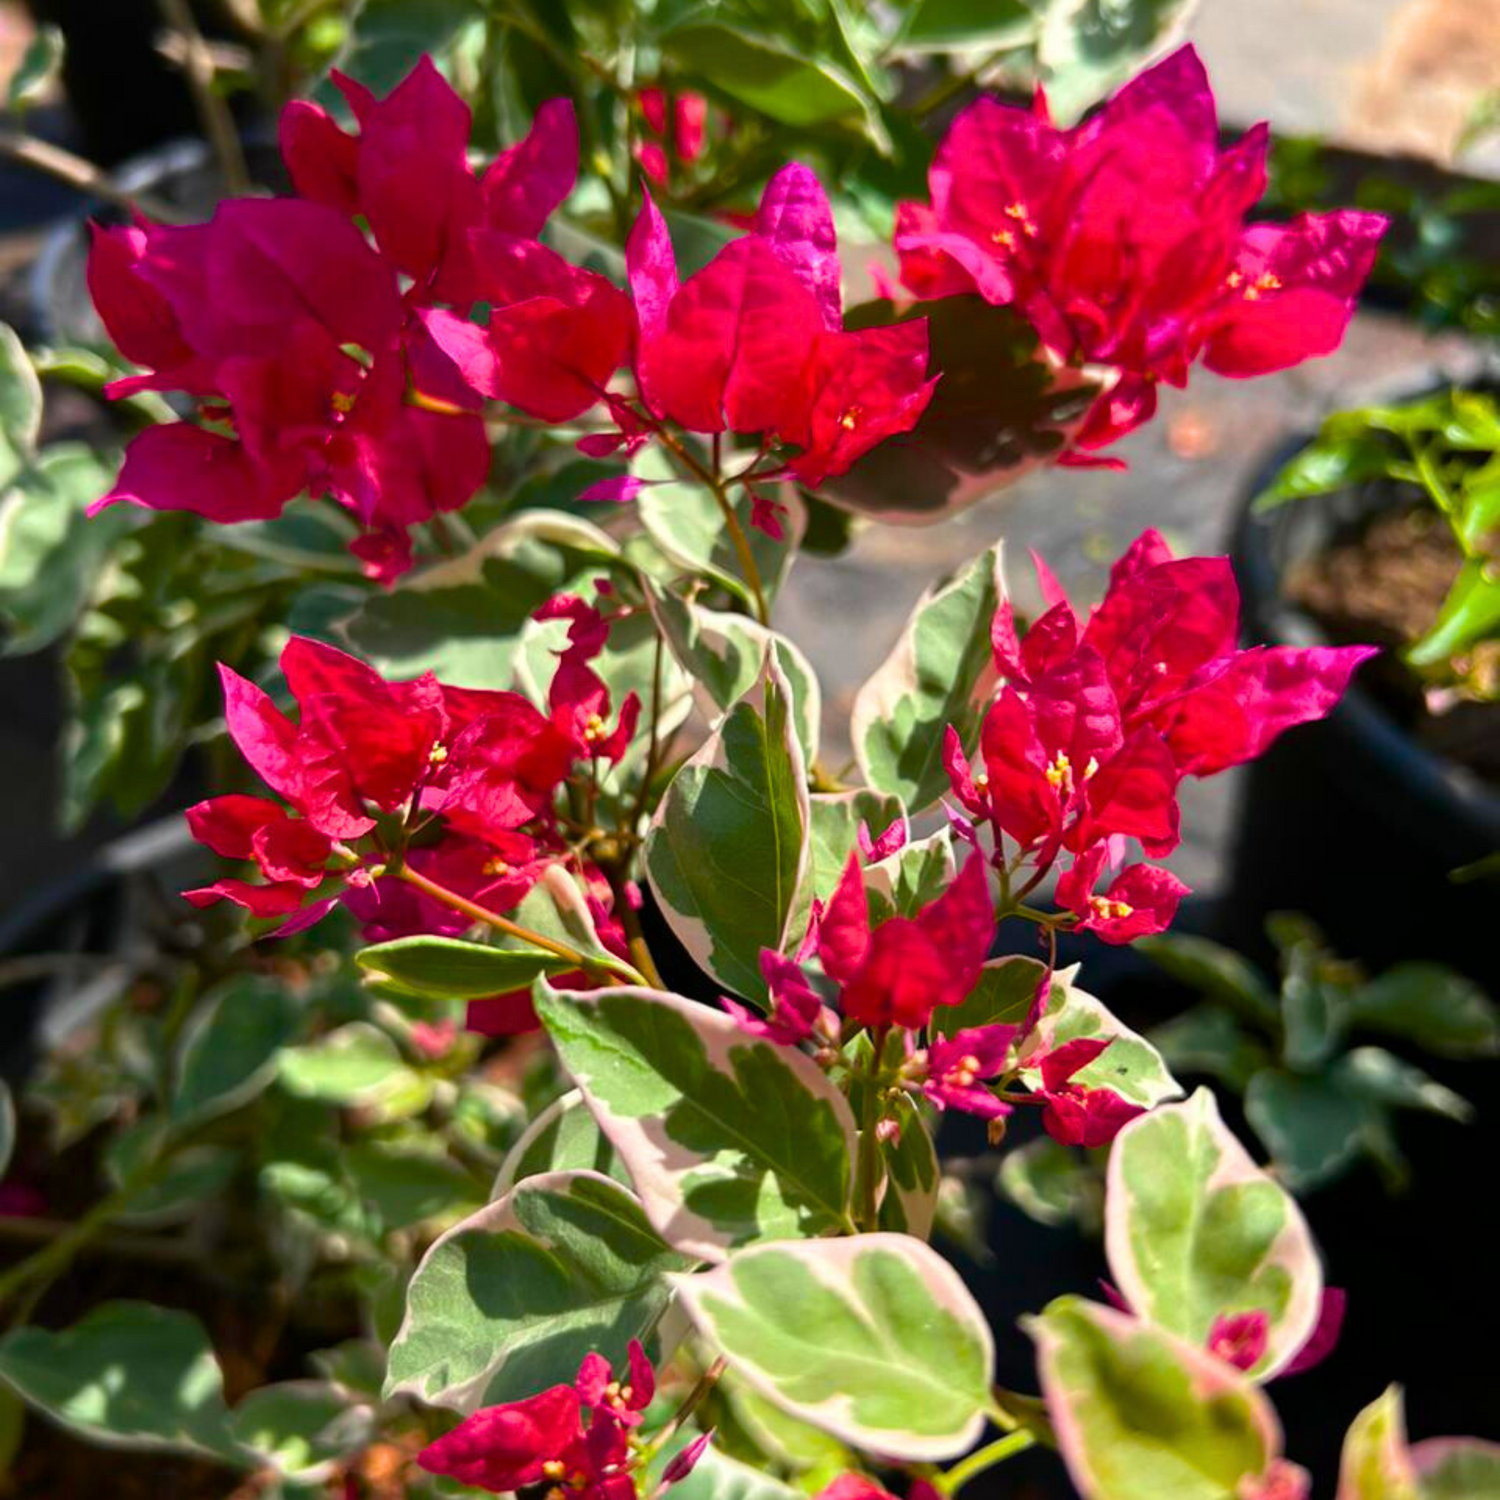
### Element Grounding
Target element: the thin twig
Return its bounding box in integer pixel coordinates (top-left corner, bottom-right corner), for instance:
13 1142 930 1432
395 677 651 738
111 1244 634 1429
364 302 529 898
0 128 185 221
157 0 252 195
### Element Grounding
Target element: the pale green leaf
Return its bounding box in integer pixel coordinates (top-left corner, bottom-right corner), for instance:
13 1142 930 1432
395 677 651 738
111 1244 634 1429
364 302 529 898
172 975 302 1127
231 1381 372 1482
1412 1437 1500 1499
384 1169 686 1412
673 1233 994 1460
0 1303 241 1461
1338 1387 1420 1500
1028 1296 1283 1500
1039 0 1201 125
1105 1089 1321 1379
1020 966 1183 1109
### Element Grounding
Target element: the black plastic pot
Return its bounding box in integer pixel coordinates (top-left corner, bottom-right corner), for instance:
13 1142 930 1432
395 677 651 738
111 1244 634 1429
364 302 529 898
1224 442 1500 991
0 816 202 1088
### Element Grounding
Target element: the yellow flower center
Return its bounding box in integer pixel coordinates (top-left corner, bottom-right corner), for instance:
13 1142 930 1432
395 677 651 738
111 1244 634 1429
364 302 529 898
331 390 356 414
428 742 448 765
583 713 607 744
1044 751 1074 794
1090 896 1134 922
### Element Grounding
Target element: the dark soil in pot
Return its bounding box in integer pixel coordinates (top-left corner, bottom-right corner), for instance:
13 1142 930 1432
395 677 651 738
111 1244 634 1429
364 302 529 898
1224 447 1500 992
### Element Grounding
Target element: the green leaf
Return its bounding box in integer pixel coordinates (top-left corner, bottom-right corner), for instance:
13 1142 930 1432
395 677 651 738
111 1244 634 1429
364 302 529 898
104 1129 241 1227
1280 950 1346 1072
1409 555 1500 666
647 584 822 768
851 545 1000 811
662 22 881 140
998 1136 1104 1232
803 789 906 911
1148 1006 1272 1092
1251 429 1397 512
1027 1296 1284 1500
384 1169 686 1412
1020 966 1183 1109
231 1381 372 1482
535 982 857 1259
342 510 618 685
1038 0 1201 125
356 935 576 1001
1332 1048 1473 1123
825 299 1099 524
0 1303 241 1461
5 24 64 115
172 975 302 1128
1350 960 1500 1056
0 1082 13 1180
635 463 803 616
0 324 41 475
277 1022 430 1115
320 0 483 97
935 955 1048 1038
878 1096 940 1239
1243 1070 1370 1193
1413 1438 1500 1499
1104 1089 1321 1380
1338 1387 1420 1500
645 656 810 1002
673 1233 994 1460
1137 935 1279 1027
897 0 1035 53
346 1141 483 1232
865 828 956 924
493 1088 622 1196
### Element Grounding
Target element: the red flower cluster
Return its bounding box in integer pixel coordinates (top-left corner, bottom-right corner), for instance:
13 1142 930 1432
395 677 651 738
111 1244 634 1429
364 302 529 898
947 528 1376 941
89 60 582 579
417 1341 706 1497
895 46 1388 459
625 164 937 516
89 58 936 570
184 598 637 983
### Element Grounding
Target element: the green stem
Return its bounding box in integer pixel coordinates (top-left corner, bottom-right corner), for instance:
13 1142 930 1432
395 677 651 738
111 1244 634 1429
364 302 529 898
393 865 645 985
933 1431 1037 1495
855 1025 889 1231
656 430 770 626
0 1155 173 1311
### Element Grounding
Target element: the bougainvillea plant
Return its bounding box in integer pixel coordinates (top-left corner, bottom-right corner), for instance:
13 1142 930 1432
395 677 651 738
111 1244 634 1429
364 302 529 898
0 28 1495 1500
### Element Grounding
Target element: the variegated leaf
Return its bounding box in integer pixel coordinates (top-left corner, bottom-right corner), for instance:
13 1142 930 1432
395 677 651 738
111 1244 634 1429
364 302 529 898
1019 966 1183 1109
534 983 856 1260
673 1234 994 1461
1339 1387 1420 1500
635 447 805 614
383 1170 685 1413
1412 1438 1500 1499
1105 1089 1321 1380
865 828 956 923
851 546 1001 811
878 1096 940 1240
1028 1297 1285 1500
492 1089 621 1198
936 955 1048 1038
645 656 810 1002
646 583 822 767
